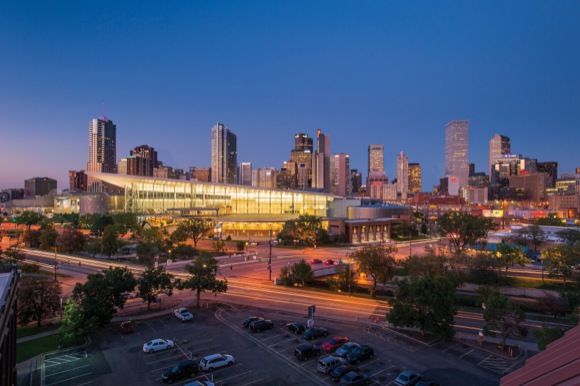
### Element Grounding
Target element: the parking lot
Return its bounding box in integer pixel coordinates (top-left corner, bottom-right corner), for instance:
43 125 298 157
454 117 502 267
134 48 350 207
41 304 503 386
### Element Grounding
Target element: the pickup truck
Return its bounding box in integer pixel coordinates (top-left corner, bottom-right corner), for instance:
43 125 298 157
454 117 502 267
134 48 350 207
173 308 194 322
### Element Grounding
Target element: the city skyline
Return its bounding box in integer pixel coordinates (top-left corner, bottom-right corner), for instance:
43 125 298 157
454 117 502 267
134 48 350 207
1 1 579 191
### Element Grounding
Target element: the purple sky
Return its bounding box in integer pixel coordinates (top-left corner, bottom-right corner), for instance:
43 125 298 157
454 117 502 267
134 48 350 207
1 1 579 192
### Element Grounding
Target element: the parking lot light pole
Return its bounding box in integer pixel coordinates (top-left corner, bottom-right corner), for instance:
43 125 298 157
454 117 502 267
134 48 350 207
268 229 272 281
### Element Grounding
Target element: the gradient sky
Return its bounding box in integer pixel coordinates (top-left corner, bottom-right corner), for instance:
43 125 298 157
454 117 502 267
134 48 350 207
1 1 579 192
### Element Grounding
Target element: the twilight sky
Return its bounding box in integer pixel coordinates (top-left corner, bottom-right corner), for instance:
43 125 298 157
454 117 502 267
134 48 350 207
1 1 579 192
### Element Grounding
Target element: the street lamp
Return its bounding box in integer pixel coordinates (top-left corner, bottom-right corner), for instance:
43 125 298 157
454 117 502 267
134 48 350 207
268 229 272 281
54 246 58 282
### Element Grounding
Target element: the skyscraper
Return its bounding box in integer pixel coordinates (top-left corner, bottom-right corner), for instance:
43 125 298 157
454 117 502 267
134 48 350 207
239 162 252 186
368 144 384 175
408 163 422 193
87 114 117 191
120 145 158 176
312 129 330 191
330 153 350 197
489 134 511 180
397 151 408 200
211 122 238 184
445 120 469 189
290 133 313 189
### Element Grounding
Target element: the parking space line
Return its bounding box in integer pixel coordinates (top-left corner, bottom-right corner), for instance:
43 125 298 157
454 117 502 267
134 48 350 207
478 354 493 365
218 370 253 383
258 334 281 342
46 364 91 377
370 364 395 377
459 348 475 358
240 379 263 386
45 372 93 386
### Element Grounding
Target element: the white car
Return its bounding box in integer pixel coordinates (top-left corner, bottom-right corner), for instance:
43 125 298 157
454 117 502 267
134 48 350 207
142 338 174 353
173 308 194 321
199 353 235 371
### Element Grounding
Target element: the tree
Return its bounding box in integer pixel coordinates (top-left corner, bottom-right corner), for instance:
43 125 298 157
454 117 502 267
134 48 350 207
536 214 563 226
17 277 62 327
350 244 396 298
177 254 228 309
85 238 101 257
70 267 137 328
236 241 246 253
15 211 44 231
278 266 293 286
523 224 545 253
212 239 225 254
59 298 96 346
482 291 528 348
466 252 499 285
138 266 174 309
387 277 457 340
542 245 579 291
39 226 59 251
533 323 567 351
403 252 447 280
437 212 495 255
57 228 86 253
334 263 358 294
171 243 196 260
495 243 529 278
278 214 328 246
172 218 214 247
291 259 314 287
101 224 119 258
556 228 580 246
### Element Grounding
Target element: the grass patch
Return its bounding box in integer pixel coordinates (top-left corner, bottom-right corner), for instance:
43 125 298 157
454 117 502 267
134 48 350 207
17 323 60 339
17 334 60 363
507 276 572 291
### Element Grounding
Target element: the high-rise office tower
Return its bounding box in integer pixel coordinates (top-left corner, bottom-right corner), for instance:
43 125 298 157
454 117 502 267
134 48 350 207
211 122 238 184
290 133 313 189
489 134 511 180
24 177 57 196
536 162 558 189
408 163 422 193
252 167 277 189
397 151 408 200
120 145 158 177
69 170 88 192
445 120 469 189
312 129 330 191
87 114 117 191
239 162 252 186
350 169 362 194
368 144 385 175
330 153 350 197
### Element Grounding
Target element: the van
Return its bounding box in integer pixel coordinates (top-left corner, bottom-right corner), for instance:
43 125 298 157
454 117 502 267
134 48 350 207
317 355 346 374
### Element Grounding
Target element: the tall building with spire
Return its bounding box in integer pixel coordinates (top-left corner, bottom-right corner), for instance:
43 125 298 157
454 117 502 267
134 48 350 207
489 134 511 180
211 122 238 184
445 120 469 189
87 114 117 191
312 129 330 191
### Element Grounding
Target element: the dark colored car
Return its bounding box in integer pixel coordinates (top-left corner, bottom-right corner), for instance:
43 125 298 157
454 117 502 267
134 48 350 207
324 259 335 265
287 322 306 334
334 342 359 358
322 336 349 352
303 327 329 340
243 316 264 328
249 319 274 332
339 371 370 385
161 360 199 384
310 259 322 264
294 343 322 361
118 321 135 334
330 364 359 382
346 345 374 364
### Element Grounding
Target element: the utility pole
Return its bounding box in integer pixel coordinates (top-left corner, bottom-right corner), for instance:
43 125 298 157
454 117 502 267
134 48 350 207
268 229 272 281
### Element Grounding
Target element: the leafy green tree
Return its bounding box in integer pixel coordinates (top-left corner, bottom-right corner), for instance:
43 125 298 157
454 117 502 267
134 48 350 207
85 238 101 257
172 218 214 247
3 246 25 262
482 291 528 348
466 252 499 285
177 254 228 309
57 228 86 253
17 277 62 327
542 245 580 291
278 214 328 246
59 299 96 346
334 263 358 294
51 213 80 229
212 239 225 254
101 224 119 258
536 214 563 226
138 266 174 309
387 277 457 340
171 243 196 260
15 211 44 231
522 224 545 253
291 259 314 287
437 212 495 255
403 252 447 280
236 240 246 253
39 226 59 251
22 229 41 248
495 243 529 278
533 323 567 351
350 244 396 298
80 213 114 236
278 266 293 286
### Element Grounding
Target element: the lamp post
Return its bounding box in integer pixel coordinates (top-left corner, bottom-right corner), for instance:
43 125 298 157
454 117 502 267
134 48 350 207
268 229 272 281
54 246 58 282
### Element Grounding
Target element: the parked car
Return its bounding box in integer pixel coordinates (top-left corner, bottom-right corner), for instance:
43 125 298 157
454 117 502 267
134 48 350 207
323 336 349 352
294 343 322 361
310 259 322 264
346 345 374 364
395 370 423 386
143 338 174 353
339 371 370 385
334 342 359 358
303 327 330 340
121 291 136 299
161 360 199 384
249 319 274 332
118 321 135 334
199 353 234 371
173 308 194 322
317 356 347 374
324 259 335 265
287 322 306 334
330 364 359 382
243 316 264 328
